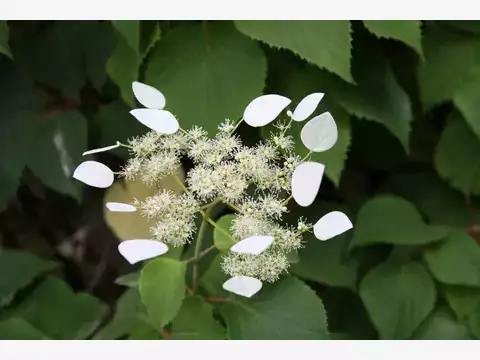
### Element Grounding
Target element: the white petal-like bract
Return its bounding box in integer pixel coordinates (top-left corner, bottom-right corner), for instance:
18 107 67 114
82 144 120 156
291 161 325 207
243 94 291 127
118 239 168 265
313 211 353 241
73 161 114 188
106 202 137 212
130 109 179 134
132 81 166 109
230 235 274 255
292 92 324 122
223 276 263 298
300 112 338 152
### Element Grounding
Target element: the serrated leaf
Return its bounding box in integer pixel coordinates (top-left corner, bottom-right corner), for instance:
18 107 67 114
313 40 412 151
95 287 155 340
291 233 358 290
442 285 480 320
171 296 225 340
0 249 56 307
435 111 480 195
14 276 107 340
350 195 448 247
424 231 480 287
359 262 436 339
139 258 186 328
221 276 329 340
419 25 480 109
413 307 474 340
146 21 266 135
27 110 87 201
0 21 12 58
214 214 236 252
453 66 480 142
235 20 353 83
383 172 477 228
363 20 423 56
0 318 50 340
0 57 38 211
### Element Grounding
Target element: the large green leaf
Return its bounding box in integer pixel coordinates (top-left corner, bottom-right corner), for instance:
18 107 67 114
171 296 225 339
435 111 480 195
213 214 236 252
413 307 474 340
0 318 50 340
146 21 266 134
221 277 329 340
0 21 12 58
235 20 353 83
453 66 480 143
14 276 107 340
0 56 38 211
95 287 156 340
424 231 480 287
139 258 186 328
112 21 140 54
291 233 358 290
0 249 56 307
363 20 423 56
199 254 231 298
359 262 436 339
27 110 87 200
419 25 480 109
350 195 448 247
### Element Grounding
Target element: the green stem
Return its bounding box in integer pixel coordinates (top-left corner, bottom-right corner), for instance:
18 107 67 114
192 211 209 294
229 117 244 135
301 150 313 162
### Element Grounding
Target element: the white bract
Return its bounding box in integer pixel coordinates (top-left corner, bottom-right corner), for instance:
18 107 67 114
292 93 324 122
230 235 274 255
82 143 120 156
313 211 353 241
300 112 338 152
132 81 166 109
222 276 263 298
118 239 169 264
73 161 114 188
106 202 137 212
130 109 179 134
243 94 291 127
291 161 325 207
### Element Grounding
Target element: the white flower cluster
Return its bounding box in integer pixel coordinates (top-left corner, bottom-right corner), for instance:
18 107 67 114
72 82 354 298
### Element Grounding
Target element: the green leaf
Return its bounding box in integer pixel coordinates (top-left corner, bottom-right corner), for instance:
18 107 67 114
453 66 480 143
171 296 225 339
413 307 474 340
291 233 358 290
0 56 38 211
314 39 412 151
235 20 353 83
214 214 236 252
27 110 87 200
139 258 186 328
469 303 480 339
222 276 329 340
442 285 480 320
363 20 423 56
115 272 140 288
424 231 480 287
200 254 230 298
383 172 478 228
94 100 146 159
435 111 480 196
350 195 448 247
112 21 140 54
359 262 436 339
0 249 56 307
15 276 107 340
146 21 266 135
445 21 480 35
0 318 50 340
95 287 155 340
418 25 480 108
0 21 12 58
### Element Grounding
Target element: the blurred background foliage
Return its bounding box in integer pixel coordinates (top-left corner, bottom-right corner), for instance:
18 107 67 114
1 20 480 340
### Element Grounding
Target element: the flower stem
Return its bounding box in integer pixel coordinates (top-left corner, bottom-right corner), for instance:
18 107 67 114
229 117 244 135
